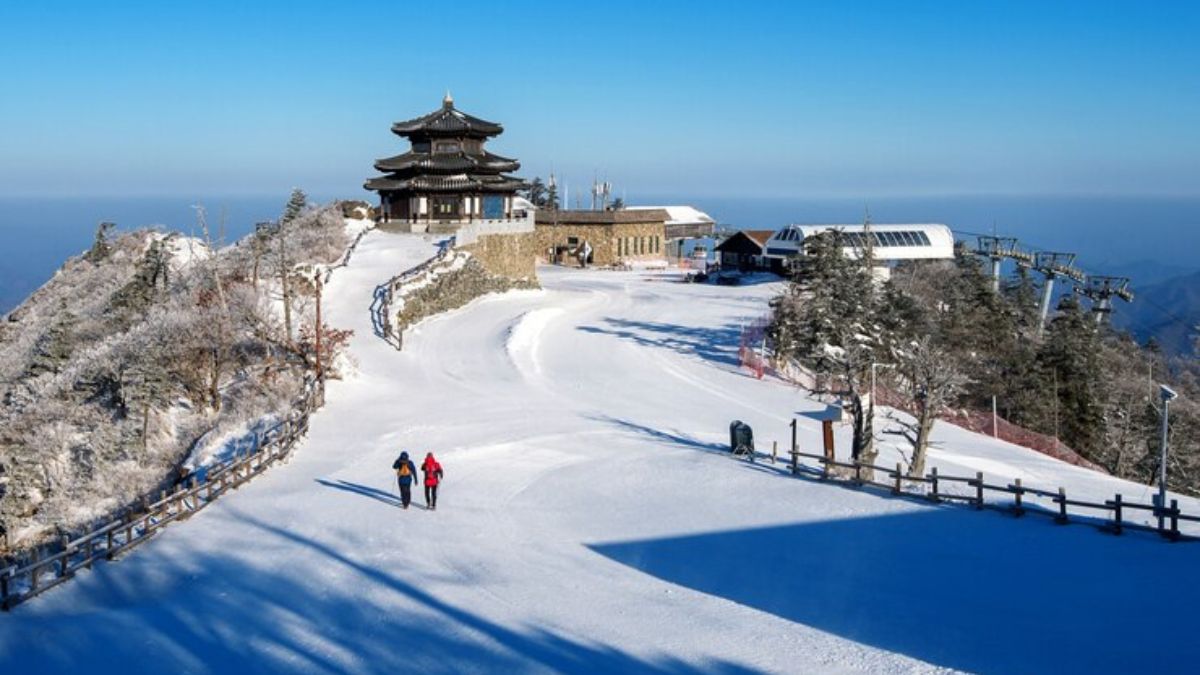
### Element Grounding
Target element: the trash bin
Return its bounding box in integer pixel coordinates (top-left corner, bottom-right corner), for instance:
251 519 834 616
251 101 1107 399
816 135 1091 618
729 420 754 454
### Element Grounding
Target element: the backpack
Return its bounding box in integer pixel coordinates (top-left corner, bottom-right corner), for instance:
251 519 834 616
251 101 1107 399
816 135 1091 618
397 462 411 478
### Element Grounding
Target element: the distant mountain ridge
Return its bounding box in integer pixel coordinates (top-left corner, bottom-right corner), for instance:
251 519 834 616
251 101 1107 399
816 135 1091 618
1113 268 1200 356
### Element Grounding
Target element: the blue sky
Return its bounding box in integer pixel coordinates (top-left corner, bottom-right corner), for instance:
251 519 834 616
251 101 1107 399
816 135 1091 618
0 0 1197 199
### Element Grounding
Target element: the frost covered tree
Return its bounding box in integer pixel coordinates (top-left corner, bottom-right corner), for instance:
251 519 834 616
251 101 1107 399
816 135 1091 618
0 198 359 554
770 230 884 470
897 336 966 477
83 221 115 264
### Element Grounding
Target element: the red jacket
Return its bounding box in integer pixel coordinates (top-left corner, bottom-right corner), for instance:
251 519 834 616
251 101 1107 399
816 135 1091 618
422 457 443 486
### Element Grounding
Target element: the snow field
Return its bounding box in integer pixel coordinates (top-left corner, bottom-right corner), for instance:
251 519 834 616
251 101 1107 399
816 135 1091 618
2 228 1198 675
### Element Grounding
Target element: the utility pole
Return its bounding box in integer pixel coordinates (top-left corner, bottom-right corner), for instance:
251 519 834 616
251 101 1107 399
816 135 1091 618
1052 367 1059 448
992 395 999 438
1033 252 1085 338
314 272 324 382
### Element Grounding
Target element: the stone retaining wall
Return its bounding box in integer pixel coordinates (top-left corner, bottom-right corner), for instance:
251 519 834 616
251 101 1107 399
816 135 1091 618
460 231 540 282
394 253 538 333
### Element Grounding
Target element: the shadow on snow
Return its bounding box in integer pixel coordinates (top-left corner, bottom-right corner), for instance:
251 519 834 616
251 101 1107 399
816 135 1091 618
315 478 403 508
0 509 759 675
589 508 1200 675
577 318 743 368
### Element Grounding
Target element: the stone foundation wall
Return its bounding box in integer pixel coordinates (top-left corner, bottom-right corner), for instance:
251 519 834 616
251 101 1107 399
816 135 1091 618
459 231 540 282
394 254 537 333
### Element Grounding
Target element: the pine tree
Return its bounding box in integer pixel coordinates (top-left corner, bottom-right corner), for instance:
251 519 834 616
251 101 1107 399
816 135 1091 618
1038 295 1107 457
522 177 547 207
770 230 882 467
282 188 308 224
83 222 115 264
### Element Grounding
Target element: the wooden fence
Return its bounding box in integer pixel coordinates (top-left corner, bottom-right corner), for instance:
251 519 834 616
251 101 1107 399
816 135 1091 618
772 444 1199 541
0 378 325 612
370 236 456 350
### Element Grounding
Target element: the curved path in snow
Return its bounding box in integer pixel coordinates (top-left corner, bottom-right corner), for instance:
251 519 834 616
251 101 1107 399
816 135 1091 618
3 229 1198 674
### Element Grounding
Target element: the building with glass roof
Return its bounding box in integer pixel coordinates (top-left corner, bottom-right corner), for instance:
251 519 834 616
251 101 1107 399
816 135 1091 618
764 223 955 263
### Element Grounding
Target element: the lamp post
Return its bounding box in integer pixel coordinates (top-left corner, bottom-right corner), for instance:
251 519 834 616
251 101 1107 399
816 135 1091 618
1157 384 1179 528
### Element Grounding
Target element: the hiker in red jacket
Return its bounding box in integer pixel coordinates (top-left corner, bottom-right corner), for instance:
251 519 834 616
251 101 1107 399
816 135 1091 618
422 452 444 510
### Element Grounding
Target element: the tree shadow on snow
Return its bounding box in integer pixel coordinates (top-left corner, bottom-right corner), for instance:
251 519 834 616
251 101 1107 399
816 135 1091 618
591 415 730 454
577 318 743 368
1 508 759 675
589 508 1200 675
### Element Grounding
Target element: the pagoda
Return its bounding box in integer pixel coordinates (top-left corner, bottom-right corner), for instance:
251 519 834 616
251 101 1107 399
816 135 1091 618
365 93 527 230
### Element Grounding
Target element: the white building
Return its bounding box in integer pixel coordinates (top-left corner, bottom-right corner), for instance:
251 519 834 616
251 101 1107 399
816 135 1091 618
764 223 955 262
626 205 716 259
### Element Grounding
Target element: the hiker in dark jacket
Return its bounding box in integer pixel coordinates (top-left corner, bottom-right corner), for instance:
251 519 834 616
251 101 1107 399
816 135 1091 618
421 452 444 510
392 451 419 509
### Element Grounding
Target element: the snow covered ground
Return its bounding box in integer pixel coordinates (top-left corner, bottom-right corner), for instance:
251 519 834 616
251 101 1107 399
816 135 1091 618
3 228 1198 674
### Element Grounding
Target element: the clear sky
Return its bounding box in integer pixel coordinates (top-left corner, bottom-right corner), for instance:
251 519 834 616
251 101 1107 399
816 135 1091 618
0 0 1197 200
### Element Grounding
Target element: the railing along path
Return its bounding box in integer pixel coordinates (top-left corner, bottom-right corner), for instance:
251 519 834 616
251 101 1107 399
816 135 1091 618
766 444 1199 542
1 379 325 611
371 236 456 350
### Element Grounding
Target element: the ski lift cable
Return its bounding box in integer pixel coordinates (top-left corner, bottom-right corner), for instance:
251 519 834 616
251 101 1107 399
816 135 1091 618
952 228 1200 332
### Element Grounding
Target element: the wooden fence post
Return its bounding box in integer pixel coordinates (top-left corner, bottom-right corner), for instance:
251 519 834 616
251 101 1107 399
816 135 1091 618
1013 478 1024 517
1 571 9 611
1170 499 1181 541
975 472 984 510
929 467 939 502
59 535 70 578
853 459 863 486
893 463 902 495
120 515 133 558
1056 487 1069 524
790 419 798 475
1112 494 1123 535
771 441 777 464
30 549 40 593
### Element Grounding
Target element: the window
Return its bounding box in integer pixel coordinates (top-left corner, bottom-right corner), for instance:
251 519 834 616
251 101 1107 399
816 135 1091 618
568 236 579 246
617 238 624 256
434 141 461 154
916 231 932 245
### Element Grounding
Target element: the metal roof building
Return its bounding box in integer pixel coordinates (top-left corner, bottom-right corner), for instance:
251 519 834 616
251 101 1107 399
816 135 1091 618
764 223 955 262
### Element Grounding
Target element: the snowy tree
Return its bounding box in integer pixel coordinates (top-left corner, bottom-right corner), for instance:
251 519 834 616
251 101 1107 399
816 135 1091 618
896 336 966 477
770 230 883 471
83 222 115 264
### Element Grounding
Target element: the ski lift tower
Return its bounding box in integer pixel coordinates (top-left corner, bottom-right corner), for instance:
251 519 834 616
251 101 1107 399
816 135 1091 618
1074 275 1134 326
973 236 1029 293
1034 252 1086 337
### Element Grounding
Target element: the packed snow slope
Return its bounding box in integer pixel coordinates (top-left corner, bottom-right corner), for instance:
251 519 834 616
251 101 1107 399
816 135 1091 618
3 229 1199 674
